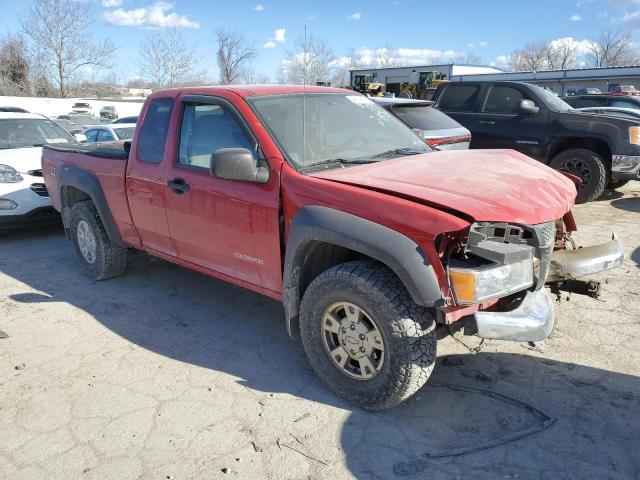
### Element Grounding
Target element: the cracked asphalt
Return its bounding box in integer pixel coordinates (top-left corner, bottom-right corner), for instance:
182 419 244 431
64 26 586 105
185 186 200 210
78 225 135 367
1 184 639 480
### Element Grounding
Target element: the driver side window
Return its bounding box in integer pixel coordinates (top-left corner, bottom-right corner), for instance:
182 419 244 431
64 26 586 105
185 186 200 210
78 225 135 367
178 103 253 169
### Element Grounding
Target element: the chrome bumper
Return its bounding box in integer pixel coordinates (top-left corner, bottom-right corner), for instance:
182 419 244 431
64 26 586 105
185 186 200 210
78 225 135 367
474 289 554 342
546 234 624 282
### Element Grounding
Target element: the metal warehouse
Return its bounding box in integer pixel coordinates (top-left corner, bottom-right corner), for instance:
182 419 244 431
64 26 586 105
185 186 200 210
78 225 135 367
350 64 640 96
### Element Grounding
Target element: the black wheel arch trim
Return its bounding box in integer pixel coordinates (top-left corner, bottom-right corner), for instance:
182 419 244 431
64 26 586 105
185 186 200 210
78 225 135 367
283 205 443 337
56 164 124 246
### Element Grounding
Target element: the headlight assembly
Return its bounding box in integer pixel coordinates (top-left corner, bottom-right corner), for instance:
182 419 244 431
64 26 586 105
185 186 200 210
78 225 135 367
0 164 23 183
449 257 535 305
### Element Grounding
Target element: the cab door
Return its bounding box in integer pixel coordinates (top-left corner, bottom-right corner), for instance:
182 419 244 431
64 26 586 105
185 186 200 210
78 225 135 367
473 85 549 160
126 97 177 255
162 94 282 293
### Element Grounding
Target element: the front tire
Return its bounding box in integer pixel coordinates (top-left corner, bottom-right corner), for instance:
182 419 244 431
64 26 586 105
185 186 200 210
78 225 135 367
549 148 607 203
70 201 127 280
299 261 436 410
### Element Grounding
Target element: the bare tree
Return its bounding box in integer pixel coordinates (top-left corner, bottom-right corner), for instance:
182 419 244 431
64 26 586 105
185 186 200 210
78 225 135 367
332 47 369 86
238 65 269 84
545 38 577 70
281 34 336 85
375 45 406 68
0 34 30 95
137 30 200 88
216 28 256 84
586 27 639 67
21 0 115 97
510 42 548 71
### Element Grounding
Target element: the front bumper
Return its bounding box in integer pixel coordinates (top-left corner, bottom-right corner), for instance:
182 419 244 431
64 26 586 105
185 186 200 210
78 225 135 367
0 177 54 224
612 154 640 181
474 288 554 342
547 234 624 282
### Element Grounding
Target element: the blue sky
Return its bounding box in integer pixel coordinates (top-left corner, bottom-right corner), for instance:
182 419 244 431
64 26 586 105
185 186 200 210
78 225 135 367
0 0 636 82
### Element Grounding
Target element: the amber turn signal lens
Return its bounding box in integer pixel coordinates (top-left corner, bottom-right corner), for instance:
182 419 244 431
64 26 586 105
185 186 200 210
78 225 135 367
449 270 476 304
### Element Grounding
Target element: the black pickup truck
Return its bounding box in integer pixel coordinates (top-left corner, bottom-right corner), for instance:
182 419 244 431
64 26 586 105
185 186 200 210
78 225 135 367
432 81 640 202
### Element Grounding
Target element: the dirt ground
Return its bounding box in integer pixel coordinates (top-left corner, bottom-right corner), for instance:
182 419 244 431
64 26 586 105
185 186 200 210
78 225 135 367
1 184 639 480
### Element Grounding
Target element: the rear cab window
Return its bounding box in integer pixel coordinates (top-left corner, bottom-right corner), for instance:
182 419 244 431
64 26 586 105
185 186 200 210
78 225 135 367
137 98 175 164
391 106 461 130
437 85 482 112
575 98 606 108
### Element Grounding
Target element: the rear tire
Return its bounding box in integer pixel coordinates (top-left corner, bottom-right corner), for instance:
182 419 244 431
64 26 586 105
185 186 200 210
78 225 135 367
549 148 607 203
299 261 437 410
70 201 127 280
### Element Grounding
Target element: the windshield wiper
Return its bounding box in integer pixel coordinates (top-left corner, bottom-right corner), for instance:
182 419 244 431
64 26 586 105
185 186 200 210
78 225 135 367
300 157 377 172
369 147 427 159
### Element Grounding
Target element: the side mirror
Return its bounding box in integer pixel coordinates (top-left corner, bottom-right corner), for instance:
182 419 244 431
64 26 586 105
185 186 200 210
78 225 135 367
74 133 87 143
211 148 269 183
520 99 540 115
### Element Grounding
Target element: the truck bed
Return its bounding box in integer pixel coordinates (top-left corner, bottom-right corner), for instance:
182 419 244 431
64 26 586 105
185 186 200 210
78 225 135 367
44 141 129 160
42 142 136 246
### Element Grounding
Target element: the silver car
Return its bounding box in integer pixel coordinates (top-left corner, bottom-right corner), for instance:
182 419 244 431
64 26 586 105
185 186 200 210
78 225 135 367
372 97 471 150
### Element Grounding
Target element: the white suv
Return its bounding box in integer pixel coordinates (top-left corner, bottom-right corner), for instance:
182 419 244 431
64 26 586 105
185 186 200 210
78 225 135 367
0 113 78 228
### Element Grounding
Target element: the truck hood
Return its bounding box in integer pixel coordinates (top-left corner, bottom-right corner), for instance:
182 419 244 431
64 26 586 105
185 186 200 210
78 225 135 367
0 147 44 174
310 149 576 224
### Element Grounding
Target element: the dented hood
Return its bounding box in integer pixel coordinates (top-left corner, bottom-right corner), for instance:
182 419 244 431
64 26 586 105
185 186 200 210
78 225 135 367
310 149 576 224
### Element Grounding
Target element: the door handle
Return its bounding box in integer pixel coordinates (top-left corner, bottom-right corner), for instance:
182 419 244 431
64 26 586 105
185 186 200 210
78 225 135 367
478 120 496 126
167 178 190 195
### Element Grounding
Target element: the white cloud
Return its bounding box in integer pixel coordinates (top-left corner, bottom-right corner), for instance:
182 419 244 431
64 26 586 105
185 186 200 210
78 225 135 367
253 4 265 11
467 42 475 48
570 14 582 21
274 28 286 42
549 36 593 55
306 14 316 21
347 12 361 21
102 1 199 28
102 0 123 7
263 28 285 49
479 41 488 47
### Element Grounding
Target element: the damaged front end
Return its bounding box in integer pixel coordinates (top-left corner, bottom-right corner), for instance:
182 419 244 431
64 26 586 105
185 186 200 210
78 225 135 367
441 217 624 342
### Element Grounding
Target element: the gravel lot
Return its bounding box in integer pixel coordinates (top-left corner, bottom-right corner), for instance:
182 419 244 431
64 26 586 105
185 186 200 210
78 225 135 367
1 184 639 480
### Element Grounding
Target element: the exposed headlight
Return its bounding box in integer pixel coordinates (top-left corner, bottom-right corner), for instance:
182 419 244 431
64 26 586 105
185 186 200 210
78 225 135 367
629 126 640 145
449 258 535 305
0 164 23 183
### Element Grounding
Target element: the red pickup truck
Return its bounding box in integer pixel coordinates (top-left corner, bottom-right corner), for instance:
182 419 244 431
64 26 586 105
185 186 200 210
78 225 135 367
42 85 624 410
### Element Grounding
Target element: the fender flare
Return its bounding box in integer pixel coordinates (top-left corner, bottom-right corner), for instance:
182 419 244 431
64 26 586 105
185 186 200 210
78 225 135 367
57 164 124 245
283 206 443 336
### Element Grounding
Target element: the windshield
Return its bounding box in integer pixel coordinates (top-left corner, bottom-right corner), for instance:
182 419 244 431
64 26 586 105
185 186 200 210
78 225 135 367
530 85 573 112
247 93 429 170
114 127 135 140
0 118 76 149
73 103 89 108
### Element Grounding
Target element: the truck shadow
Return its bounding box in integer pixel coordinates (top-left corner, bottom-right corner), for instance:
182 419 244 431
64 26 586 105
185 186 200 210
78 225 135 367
2 227 639 479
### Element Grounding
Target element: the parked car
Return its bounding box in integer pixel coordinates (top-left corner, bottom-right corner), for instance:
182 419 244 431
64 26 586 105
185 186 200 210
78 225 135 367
99 105 118 120
576 88 601 95
372 97 471 150
0 106 29 113
0 112 79 228
42 85 623 410
55 114 109 135
71 102 92 113
82 124 136 143
113 115 138 124
610 85 639 95
575 107 640 122
432 81 640 202
562 94 640 111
